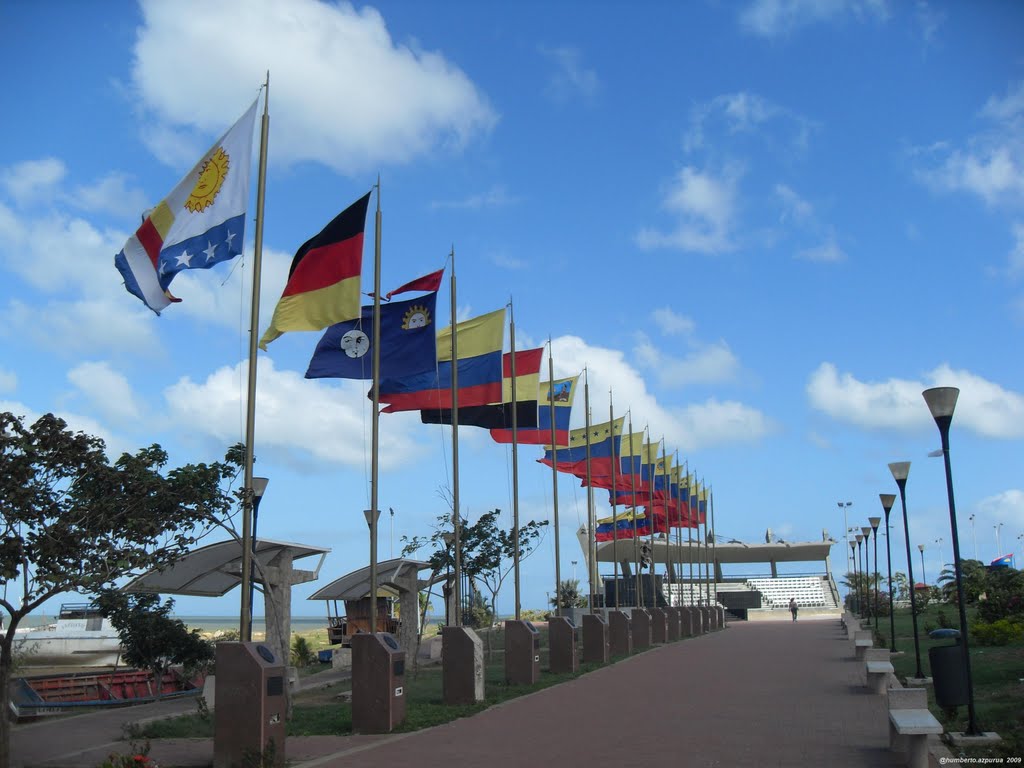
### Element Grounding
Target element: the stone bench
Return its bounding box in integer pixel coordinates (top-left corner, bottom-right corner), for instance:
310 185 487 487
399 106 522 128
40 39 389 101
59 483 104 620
864 648 893 694
888 688 942 768
852 630 873 660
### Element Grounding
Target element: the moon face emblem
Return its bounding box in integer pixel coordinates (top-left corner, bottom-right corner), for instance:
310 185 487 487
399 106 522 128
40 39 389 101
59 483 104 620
340 329 370 358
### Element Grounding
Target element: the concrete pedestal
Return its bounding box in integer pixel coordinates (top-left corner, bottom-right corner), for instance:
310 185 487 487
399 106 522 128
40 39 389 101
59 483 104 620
351 633 406 734
608 610 633 657
504 620 540 686
632 608 652 650
665 607 681 641
548 616 579 674
582 613 609 664
650 608 668 644
442 626 484 705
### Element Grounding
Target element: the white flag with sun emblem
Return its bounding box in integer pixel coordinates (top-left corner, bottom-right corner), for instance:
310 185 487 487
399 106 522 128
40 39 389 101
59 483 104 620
115 99 258 313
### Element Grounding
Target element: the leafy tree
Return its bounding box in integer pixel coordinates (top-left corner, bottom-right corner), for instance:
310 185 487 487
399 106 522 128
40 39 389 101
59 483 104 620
95 591 213 693
0 412 238 766
549 578 588 610
937 559 989 605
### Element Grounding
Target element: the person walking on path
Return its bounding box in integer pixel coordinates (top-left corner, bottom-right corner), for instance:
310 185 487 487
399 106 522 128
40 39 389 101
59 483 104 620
789 597 799 621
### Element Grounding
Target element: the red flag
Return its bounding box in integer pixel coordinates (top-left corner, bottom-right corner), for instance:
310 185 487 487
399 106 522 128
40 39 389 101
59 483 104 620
385 268 444 300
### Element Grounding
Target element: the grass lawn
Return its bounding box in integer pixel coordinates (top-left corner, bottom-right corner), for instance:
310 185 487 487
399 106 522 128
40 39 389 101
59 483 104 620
862 603 1024 759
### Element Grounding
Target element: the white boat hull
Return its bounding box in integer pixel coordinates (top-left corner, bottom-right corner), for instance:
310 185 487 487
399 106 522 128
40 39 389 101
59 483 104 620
12 634 123 667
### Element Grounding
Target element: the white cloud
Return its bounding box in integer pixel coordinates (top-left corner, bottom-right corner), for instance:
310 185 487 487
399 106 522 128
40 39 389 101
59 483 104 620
1009 222 1024 277
683 92 813 154
488 251 527 270
973 490 1024 531
67 362 143 425
0 158 66 205
163 357 428 471
541 46 600 103
807 362 1024 438
775 183 813 222
916 81 1024 208
795 238 847 263
0 368 16 393
0 298 161 358
635 335 740 389
133 0 497 176
636 165 740 254
549 335 769 452
70 173 151 219
0 400 131 460
651 307 695 336
914 1 945 46
739 0 889 39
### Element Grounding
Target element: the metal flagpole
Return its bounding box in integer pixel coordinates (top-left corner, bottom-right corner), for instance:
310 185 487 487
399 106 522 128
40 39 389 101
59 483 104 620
367 177 383 637
583 371 595 612
450 247 461 626
610 393 620 609
546 344 561 617
629 419 641 607
702 478 711 604
710 485 718 606
509 301 522 620
241 75 270 642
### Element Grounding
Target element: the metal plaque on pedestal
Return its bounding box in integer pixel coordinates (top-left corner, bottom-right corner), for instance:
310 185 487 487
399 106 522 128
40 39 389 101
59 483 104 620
442 625 484 705
608 610 633 657
504 620 540 686
548 616 579 674
213 642 286 768
582 613 610 663
351 632 406 733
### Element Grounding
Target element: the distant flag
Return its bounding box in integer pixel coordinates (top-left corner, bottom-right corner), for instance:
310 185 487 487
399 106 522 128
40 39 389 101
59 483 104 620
538 416 624 476
989 554 1013 567
305 291 438 380
491 374 578 445
421 347 543 429
382 268 444 300
115 100 258 314
259 192 371 349
378 307 505 412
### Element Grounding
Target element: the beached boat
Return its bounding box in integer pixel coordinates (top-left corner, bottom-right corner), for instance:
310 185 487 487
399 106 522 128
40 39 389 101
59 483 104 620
9 667 205 720
9 603 123 667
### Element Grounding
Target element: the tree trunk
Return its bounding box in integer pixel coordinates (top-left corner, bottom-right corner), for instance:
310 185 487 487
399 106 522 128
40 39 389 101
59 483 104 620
1 627 18 768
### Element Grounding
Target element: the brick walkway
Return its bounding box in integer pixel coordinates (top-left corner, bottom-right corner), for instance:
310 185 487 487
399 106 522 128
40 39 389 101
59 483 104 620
12 619 906 767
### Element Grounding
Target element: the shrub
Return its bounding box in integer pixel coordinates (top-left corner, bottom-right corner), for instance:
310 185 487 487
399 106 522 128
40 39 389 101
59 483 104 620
971 618 1024 647
935 610 953 629
291 635 315 667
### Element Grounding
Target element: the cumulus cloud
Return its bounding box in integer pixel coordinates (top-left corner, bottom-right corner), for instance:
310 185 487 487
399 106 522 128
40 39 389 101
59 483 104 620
636 165 741 254
0 158 66 206
635 334 740 389
738 0 889 39
915 81 1024 209
683 92 814 155
795 238 847 263
163 357 428 471
973 489 1024 530
133 0 497 175
651 307 695 336
67 362 143 425
430 185 518 210
775 183 813 222
807 362 1024 438
549 335 770 452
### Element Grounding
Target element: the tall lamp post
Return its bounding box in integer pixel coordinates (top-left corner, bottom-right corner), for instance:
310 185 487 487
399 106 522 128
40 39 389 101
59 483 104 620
969 514 977 560
994 523 1004 559
861 526 872 619
869 517 881 629
923 386 980 735
441 532 455 626
849 539 859 614
879 495 897 652
918 544 926 587
838 501 853 598
889 461 924 680
855 534 865 617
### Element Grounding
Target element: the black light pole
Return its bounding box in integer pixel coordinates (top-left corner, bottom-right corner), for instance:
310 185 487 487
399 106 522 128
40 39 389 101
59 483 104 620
855 534 864 616
869 517 881 630
879 494 897 652
861 526 872 619
923 386 981 736
918 544 926 588
889 461 924 679
441 532 454 626
848 539 859 614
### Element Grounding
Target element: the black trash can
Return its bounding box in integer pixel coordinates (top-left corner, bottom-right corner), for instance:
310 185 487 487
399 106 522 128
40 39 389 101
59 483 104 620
929 643 968 708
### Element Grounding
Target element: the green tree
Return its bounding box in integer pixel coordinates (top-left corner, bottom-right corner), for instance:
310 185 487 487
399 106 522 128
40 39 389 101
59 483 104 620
549 578 588 610
0 412 237 766
937 559 989 605
95 591 213 694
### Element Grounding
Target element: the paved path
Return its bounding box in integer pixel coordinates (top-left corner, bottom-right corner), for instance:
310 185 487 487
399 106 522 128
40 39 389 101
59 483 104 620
12 619 906 767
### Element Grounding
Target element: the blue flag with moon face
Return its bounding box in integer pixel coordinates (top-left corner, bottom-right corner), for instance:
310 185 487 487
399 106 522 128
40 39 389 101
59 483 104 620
305 291 437 380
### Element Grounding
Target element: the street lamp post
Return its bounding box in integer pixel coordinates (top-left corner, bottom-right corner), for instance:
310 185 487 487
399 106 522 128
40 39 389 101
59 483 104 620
969 514 977 561
851 536 860 618
923 386 981 735
889 461 924 680
441 532 455 626
248 477 270 630
838 501 853 598
861 526 872 619
994 523 1004 559
869 517 881 629
849 539 859 614
879 495 897 652
918 544 926 588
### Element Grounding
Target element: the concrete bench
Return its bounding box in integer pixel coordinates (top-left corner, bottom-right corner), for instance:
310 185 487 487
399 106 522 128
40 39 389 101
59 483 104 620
888 688 942 768
852 630 873 660
866 661 895 694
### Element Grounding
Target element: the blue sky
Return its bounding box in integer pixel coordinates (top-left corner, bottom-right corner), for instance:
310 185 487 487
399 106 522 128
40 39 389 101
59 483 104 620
2 0 1023 619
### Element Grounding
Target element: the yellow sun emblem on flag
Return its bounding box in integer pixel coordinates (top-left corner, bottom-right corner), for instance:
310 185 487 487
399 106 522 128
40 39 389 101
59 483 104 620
185 147 230 213
402 305 431 330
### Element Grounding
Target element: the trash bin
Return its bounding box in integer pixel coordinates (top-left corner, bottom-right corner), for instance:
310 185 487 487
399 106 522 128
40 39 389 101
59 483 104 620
929 642 968 708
